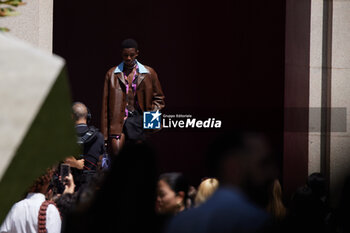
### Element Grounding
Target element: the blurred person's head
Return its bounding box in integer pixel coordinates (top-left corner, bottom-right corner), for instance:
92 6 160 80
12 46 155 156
288 185 328 232
28 167 55 194
290 185 314 215
307 172 326 198
56 193 77 219
156 172 189 215
72 102 88 124
266 179 286 220
195 178 219 206
206 131 277 206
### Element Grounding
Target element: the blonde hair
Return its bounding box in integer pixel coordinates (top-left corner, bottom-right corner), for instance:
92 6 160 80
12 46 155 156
266 179 287 220
195 178 219 206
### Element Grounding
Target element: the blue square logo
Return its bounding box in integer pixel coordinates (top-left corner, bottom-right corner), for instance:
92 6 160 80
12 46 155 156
143 110 161 129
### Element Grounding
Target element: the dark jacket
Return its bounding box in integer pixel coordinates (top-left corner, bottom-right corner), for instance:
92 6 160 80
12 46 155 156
166 187 270 233
101 61 165 140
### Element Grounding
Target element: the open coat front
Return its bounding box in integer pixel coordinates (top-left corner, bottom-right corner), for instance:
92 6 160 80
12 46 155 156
101 61 165 140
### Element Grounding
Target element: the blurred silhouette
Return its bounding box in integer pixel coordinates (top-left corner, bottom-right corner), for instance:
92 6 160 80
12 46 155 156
55 193 76 230
334 174 350 233
286 176 331 233
62 142 157 233
166 132 277 233
307 173 328 203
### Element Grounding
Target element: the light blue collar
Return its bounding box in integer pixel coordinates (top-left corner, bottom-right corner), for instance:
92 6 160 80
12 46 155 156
114 60 150 74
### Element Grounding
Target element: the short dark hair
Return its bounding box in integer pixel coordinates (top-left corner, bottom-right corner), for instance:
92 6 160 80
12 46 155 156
121 38 138 50
307 172 326 197
56 193 76 218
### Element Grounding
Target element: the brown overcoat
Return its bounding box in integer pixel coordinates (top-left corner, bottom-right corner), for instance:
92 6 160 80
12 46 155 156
101 61 165 140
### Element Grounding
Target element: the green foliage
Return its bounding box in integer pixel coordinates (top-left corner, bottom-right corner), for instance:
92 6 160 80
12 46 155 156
0 0 25 31
0 0 25 7
0 7 19 17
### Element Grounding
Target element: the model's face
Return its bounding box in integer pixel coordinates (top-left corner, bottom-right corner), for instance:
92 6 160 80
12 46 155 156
121 48 139 66
156 179 182 215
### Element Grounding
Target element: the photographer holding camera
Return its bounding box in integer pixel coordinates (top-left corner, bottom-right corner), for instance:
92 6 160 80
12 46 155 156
64 102 105 189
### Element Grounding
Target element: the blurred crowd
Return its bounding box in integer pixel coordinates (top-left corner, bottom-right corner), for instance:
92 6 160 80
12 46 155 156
2 104 350 233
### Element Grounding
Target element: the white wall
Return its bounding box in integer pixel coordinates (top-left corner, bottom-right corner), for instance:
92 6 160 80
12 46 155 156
309 0 350 205
308 0 323 175
0 0 53 52
329 0 350 204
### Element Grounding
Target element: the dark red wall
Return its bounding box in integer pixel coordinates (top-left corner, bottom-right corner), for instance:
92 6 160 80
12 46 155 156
53 0 286 186
283 0 311 197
